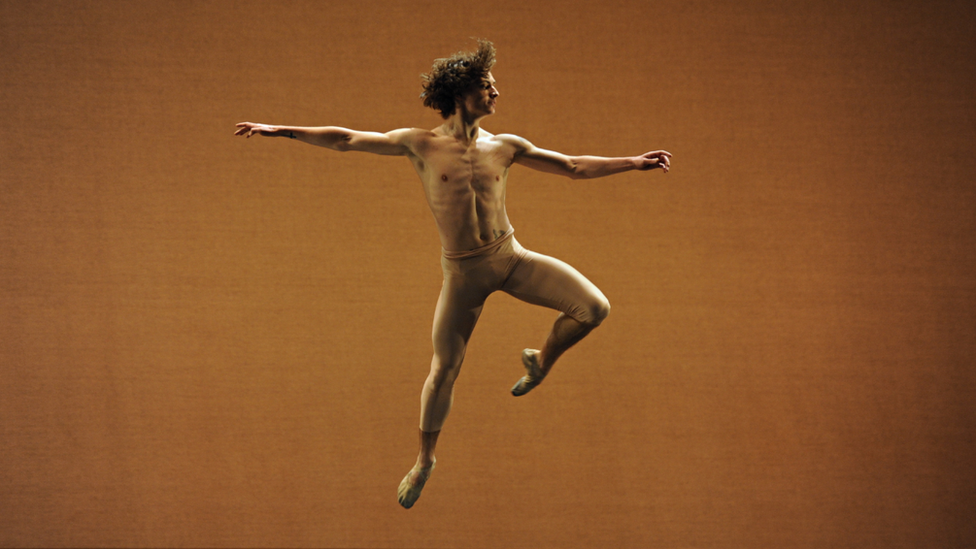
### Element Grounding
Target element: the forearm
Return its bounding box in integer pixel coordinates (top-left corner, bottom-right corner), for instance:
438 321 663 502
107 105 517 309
264 126 357 151
570 155 639 179
509 135 670 178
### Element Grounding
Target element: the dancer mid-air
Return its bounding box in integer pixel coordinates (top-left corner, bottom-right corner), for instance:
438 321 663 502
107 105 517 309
235 39 671 509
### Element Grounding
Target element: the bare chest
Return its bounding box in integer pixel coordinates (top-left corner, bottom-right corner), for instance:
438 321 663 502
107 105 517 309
419 138 511 198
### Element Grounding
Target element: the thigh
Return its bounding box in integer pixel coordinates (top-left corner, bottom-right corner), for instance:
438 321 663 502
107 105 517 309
502 249 609 325
431 274 488 363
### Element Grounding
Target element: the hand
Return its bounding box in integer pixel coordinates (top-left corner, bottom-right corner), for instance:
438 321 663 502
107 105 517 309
234 121 278 138
636 150 672 173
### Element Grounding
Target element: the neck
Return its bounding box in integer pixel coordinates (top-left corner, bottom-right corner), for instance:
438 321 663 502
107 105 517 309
442 109 485 144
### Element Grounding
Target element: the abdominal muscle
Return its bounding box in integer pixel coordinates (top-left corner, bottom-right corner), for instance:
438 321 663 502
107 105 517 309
424 179 512 252
413 134 514 252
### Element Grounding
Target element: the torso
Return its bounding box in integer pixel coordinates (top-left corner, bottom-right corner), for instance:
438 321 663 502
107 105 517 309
405 127 518 252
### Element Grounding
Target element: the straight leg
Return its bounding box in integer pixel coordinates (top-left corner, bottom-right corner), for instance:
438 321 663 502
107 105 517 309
399 272 486 508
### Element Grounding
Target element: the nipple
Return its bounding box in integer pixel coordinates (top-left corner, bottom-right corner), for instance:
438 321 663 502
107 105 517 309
441 174 448 181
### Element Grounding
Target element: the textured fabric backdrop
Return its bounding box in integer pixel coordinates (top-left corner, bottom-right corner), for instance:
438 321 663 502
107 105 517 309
1 1 974 547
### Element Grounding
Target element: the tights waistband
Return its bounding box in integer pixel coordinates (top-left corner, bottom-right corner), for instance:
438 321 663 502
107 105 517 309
442 228 515 260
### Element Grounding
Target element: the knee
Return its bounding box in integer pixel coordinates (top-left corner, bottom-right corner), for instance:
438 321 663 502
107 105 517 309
428 353 464 386
582 297 610 326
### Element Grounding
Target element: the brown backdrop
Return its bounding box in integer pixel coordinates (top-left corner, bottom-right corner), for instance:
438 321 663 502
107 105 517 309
2 1 974 547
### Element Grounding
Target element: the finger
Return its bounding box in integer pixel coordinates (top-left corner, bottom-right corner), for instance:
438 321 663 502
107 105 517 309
644 151 670 161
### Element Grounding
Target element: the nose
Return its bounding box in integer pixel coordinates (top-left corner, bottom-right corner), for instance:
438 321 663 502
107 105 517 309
490 85 499 98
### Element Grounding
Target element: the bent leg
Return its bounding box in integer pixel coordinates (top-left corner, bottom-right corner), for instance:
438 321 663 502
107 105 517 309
503 249 610 394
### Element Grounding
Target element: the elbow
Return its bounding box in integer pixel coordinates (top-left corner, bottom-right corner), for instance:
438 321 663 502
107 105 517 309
333 133 353 152
567 158 589 180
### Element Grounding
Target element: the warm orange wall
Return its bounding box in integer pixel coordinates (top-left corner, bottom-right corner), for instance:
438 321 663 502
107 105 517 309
1 1 974 547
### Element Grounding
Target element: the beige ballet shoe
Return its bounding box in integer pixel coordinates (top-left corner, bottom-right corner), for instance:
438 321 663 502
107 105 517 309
397 460 435 509
511 349 545 396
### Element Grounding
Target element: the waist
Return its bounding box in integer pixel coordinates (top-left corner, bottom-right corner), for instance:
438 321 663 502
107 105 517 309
442 228 516 260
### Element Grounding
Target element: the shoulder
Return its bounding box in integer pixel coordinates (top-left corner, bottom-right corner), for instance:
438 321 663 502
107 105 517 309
385 127 438 156
388 127 435 143
489 132 532 150
489 133 536 158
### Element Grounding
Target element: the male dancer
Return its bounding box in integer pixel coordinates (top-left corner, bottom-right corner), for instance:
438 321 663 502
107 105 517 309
235 40 671 509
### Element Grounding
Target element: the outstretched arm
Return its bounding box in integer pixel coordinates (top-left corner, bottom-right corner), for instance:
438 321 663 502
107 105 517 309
503 135 671 179
235 122 413 156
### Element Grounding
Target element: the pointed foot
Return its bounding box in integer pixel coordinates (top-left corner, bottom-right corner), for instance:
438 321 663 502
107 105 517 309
511 349 545 397
397 460 435 509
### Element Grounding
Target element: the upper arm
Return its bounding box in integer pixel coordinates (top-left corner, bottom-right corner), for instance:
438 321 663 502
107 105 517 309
502 134 579 178
342 128 417 156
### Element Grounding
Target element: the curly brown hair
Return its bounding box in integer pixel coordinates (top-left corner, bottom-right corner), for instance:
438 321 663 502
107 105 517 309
420 39 496 118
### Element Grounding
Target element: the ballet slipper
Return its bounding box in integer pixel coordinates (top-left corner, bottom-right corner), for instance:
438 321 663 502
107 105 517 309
511 348 545 396
397 460 435 509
